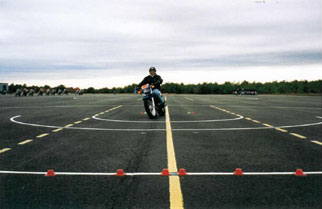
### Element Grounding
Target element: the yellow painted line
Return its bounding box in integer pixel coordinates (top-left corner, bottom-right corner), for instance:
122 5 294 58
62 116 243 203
263 123 273 127
105 110 110 113
0 148 12 153
74 121 82 124
236 114 243 117
83 118 90 121
18 139 33 145
311 140 322 146
252 120 261 124
65 124 74 127
165 99 184 209
275 128 288 133
245 117 252 120
100 112 105 114
36 133 49 138
290 133 307 139
184 97 194 101
94 114 99 117
52 128 63 133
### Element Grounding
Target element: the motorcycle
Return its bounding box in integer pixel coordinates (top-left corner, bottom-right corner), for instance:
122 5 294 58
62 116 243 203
138 84 165 119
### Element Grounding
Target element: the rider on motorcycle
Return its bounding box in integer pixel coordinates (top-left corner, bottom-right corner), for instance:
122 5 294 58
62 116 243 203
137 67 166 107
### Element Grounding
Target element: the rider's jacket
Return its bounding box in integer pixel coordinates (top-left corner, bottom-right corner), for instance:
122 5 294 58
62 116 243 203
138 74 163 90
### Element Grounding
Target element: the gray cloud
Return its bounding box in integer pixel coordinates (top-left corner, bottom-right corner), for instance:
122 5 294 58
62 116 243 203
0 0 321 86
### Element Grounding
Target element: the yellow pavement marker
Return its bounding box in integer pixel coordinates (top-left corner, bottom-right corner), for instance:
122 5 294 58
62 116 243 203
52 128 63 133
263 123 273 127
290 133 307 139
311 140 322 146
18 139 33 145
275 128 288 133
65 124 74 127
36 133 49 138
74 121 82 124
83 118 90 121
0 148 12 154
165 102 184 209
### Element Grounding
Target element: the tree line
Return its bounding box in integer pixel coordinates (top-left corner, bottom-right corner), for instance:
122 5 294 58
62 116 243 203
6 80 322 94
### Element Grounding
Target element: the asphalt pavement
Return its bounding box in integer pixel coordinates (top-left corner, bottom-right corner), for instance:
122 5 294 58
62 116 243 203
0 94 321 209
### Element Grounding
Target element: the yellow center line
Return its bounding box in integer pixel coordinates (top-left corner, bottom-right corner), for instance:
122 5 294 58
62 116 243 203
74 121 82 124
52 128 63 133
165 97 184 209
290 133 307 139
245 117 252 120
105 110 110 113
83 118 90 121
252 120 261 123
65 124 74 127
0 148 12 154
263 123 273 127
36 133 49 138
18 139 33 145
311 140 322 146
100 112 105 114
275 128 288 133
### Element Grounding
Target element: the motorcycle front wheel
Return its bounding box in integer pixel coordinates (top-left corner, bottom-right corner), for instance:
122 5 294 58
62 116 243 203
144 98 157 119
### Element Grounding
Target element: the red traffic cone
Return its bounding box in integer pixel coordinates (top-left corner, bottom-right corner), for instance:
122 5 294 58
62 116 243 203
115 169 125 176
178 168 187 176
191 112 195 115
45 169 56 177
161 168 170 176
294 169 306 176
234 168 244 176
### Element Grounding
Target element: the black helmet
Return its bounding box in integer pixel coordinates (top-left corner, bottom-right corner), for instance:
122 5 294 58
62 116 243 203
149 67 156 72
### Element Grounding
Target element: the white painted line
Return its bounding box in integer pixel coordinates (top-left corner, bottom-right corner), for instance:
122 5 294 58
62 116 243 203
0 170 321 176
290 133 307 139
184 97 194 101
92 115 243 123
36 133 49 138
3 105 322 109
0 148 11 154
311 140 322 146
18 139 33 145
316 116 322 119
10 115 322 132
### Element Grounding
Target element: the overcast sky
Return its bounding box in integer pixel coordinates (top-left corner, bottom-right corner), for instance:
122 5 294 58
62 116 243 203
0 0 321 88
